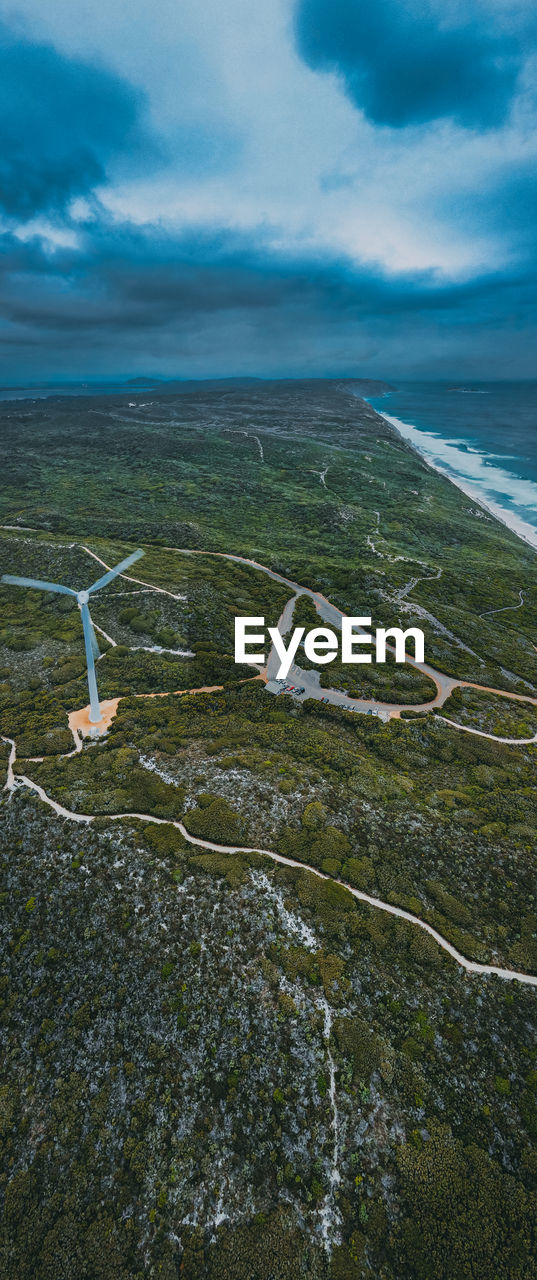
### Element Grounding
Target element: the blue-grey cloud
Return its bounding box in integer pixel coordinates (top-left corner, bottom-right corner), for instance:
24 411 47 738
0 21 149 220
0 6 536 382
442 162 537 261
294 0 527 128
1 216 537 380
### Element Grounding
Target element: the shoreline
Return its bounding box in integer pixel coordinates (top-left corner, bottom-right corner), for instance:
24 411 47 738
377 407 537 553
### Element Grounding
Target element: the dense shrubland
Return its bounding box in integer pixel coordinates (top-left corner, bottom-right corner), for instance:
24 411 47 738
1 383 537 1277
1 798 536 1279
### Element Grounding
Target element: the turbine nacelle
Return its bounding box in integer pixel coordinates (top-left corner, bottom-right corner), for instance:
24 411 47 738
1 548 145 728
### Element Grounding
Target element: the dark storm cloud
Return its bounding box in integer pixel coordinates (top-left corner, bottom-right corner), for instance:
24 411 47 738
0 221 473 334
0 21 148 220
294 0 526 128
2 218 537 378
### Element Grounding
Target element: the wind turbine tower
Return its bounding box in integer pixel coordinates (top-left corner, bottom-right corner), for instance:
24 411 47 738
2 549 144 725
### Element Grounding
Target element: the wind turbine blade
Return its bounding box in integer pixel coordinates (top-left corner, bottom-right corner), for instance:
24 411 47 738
87 549 144 595
80 602 102 723
1 574 77 596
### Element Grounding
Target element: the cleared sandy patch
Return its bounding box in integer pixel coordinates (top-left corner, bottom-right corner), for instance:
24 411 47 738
68 699 121 739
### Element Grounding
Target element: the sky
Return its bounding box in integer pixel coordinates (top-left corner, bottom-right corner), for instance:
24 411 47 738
1 0 537 381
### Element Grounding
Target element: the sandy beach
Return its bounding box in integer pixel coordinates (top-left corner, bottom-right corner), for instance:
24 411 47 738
379 409 537 552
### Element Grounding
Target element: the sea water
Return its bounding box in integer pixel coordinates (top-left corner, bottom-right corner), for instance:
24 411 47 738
366 382 537 548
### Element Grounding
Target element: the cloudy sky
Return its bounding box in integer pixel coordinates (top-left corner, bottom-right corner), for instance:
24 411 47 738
1 0 537 381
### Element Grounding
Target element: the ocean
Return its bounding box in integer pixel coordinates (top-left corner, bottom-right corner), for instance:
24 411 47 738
366 382 537 550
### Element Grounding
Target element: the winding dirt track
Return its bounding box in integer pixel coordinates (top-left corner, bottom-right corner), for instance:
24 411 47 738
1 534 537 987
2 734 537 990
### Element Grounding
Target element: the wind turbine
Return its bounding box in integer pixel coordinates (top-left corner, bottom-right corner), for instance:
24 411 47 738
1 549 144 725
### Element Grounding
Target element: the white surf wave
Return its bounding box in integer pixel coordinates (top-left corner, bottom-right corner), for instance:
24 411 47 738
380 411 537 551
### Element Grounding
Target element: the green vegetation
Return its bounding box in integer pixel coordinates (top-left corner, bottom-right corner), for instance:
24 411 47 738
0 381 536 692
442 686 537 738
18 679 532 966
1 803 537 1279
0 382 537 1277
